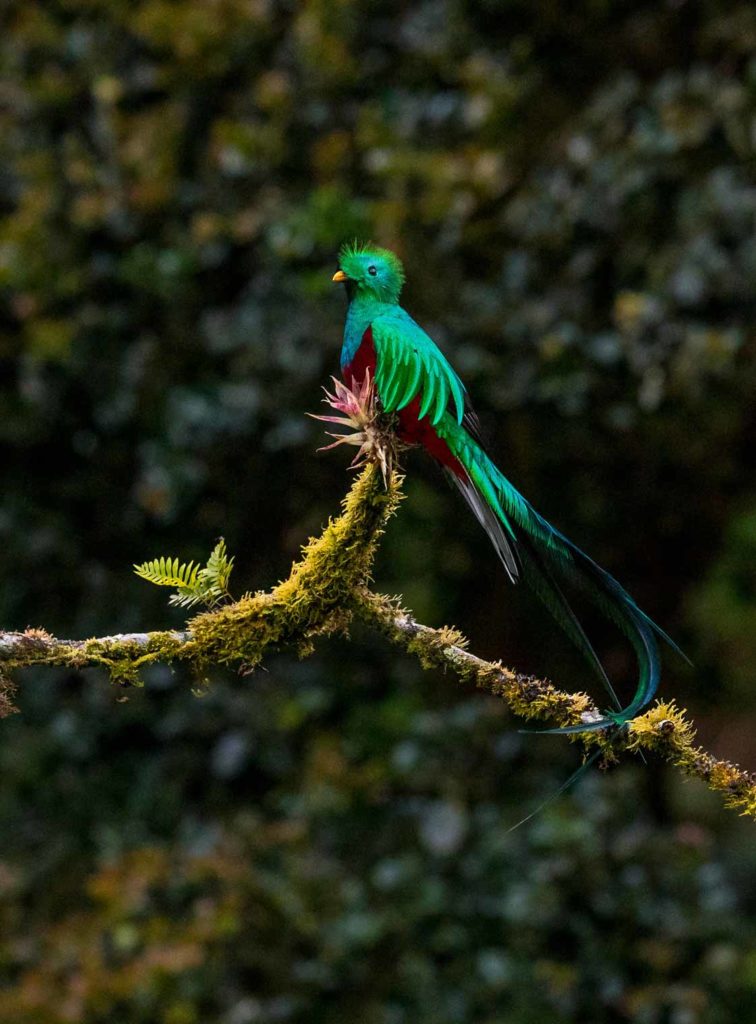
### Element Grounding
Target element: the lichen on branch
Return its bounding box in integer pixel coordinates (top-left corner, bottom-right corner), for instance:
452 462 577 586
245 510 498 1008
0 464 753 820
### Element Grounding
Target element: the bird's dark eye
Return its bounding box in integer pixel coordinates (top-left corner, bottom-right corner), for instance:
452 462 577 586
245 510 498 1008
368 265 377 276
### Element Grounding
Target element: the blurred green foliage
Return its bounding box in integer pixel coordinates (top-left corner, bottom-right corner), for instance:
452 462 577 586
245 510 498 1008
0 1 755 1021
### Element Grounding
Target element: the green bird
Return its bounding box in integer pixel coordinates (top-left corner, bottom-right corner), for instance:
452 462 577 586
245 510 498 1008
332 241 682 734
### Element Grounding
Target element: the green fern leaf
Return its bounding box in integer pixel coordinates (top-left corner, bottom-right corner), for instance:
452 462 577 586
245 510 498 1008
198 538 234 600
168 589 209 609
133 557 200 590
134 538 236 610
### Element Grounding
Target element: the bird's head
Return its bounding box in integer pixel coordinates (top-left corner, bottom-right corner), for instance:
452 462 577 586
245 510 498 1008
332 242 405 303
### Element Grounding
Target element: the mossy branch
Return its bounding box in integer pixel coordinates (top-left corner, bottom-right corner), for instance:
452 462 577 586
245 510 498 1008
0 465 753 820
0 465 397 686
352 591 756 818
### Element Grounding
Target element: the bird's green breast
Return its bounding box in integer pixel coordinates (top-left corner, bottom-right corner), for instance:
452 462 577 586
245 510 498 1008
341 295 392 368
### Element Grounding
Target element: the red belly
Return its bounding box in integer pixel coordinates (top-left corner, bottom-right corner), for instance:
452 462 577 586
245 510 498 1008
343 327 465 477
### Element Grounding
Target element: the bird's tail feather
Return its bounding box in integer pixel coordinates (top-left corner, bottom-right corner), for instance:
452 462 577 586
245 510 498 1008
441 422 683 733
513 529 623 715
447 464 622 712
506 748 604 832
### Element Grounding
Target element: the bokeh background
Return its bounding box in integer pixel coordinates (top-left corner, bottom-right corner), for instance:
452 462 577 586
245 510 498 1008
1 1 755 1021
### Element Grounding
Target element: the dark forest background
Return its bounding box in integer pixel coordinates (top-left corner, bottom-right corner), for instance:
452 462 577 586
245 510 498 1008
1 1 755 1021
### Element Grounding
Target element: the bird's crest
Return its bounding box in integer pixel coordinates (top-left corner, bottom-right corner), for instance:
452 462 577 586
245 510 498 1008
337 241 406 301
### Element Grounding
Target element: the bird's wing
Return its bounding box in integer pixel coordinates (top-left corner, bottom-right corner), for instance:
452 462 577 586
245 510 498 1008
370 313 466 426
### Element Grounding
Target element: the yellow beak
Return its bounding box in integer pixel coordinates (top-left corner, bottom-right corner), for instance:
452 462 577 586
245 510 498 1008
332 270 348 283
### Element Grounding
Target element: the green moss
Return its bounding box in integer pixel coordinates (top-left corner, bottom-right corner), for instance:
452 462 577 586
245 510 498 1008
628 701 756 817
405 624 467 671
628 701 696 754
189 464 401 667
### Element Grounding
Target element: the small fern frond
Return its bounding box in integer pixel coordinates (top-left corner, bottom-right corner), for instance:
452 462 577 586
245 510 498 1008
168 588 210 610
198 539 235 600
134 539 236 611
134 557 200 590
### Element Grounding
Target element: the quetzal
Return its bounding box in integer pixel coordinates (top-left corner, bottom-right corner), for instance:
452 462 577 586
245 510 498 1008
332 241 680 734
